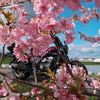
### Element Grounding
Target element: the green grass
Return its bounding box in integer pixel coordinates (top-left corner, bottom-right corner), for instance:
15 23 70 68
2 58 13 64
80 61 100 65
2 57 100 65
1 56 13 64
1 56 100 65
88 96 98 100
11 81 33 93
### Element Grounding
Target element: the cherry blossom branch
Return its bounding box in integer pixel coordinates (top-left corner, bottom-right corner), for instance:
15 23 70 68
1 76 31 99
0 0 29 7
0 44 5 67
30 48 38 85
0 72 44 99
32 59 38 85
1 71 100 98
50 32 75 80
78 31 100 43
0 71 42 88
82 87 100 97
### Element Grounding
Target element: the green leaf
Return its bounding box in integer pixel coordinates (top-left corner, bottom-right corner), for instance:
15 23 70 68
0 18 4 26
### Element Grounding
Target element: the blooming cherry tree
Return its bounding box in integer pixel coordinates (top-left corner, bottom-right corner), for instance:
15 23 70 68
0 0 100 100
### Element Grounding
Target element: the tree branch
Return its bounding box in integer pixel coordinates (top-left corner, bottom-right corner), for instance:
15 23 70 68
1 71 100 99
50 32 75 79
0 71 42 89
0 1 26 7
0 44 5 67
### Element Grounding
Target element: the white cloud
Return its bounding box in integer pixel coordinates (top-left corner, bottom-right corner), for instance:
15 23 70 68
81 47 95 52
92 43 100 48
68 43 100 59
0 42 100 59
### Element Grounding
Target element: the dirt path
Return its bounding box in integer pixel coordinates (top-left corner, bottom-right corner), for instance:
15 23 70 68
0 67 35 83
0 67 99 84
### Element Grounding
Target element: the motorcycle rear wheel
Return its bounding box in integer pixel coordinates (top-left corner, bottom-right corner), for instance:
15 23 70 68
70 61 88 75
12 69 30 80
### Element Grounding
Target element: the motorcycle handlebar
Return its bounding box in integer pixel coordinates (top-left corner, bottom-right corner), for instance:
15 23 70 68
54 36 68 52
54 36 63 47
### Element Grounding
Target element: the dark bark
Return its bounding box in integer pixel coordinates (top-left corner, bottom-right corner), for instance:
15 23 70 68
0 44 5 67
50 33 75 79
32 59 38 85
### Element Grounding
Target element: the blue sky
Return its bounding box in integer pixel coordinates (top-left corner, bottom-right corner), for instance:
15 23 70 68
58 1 100 59
1 1 100 59
59 1 100 45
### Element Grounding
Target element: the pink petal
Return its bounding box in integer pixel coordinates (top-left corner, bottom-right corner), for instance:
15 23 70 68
95 0 100 8
65 0 81 11
84 0 93 2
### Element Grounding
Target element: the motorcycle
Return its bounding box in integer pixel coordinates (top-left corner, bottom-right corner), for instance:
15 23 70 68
8 36 88 80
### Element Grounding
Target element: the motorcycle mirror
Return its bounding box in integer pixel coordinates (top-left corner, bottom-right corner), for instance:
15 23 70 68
64 41 66 45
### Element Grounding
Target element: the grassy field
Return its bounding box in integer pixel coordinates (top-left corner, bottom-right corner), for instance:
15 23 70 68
1 57 100 65
80 61 100 65
2 57 13 64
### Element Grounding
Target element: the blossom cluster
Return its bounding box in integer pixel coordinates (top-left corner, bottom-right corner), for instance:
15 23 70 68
0 80 12 96
0 0 99 61
0 0 100 100
70 6 100 24
51 65 88 100
0 0 25 6
84 36 100 43
1 65 99 100
0 0 77 61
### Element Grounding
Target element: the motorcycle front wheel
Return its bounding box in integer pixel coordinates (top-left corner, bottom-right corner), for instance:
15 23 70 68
12 69 30 80
70 61 88 75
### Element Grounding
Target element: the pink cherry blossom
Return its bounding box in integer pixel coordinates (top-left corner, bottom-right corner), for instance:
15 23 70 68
34 1 52 14
84 0 93 2
42 18 62 32
54 64 88 100
9 95 20 100
17 9 27 23
84 0 100 8
0 0 100 99
0 85 8 96
11 4 22 11
65 0 81 11
95 0 100 8
79 16 90 24
31 87 39 97
0 79 12 96
60 17 75 32
91 11 100 19
83 36 100 43
45 11 58 18
0 25 9 35
36 96 42 100
13 46 28 61
0 25 11 45
54 6 64 14
91 79 100 88
65 32 76 44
